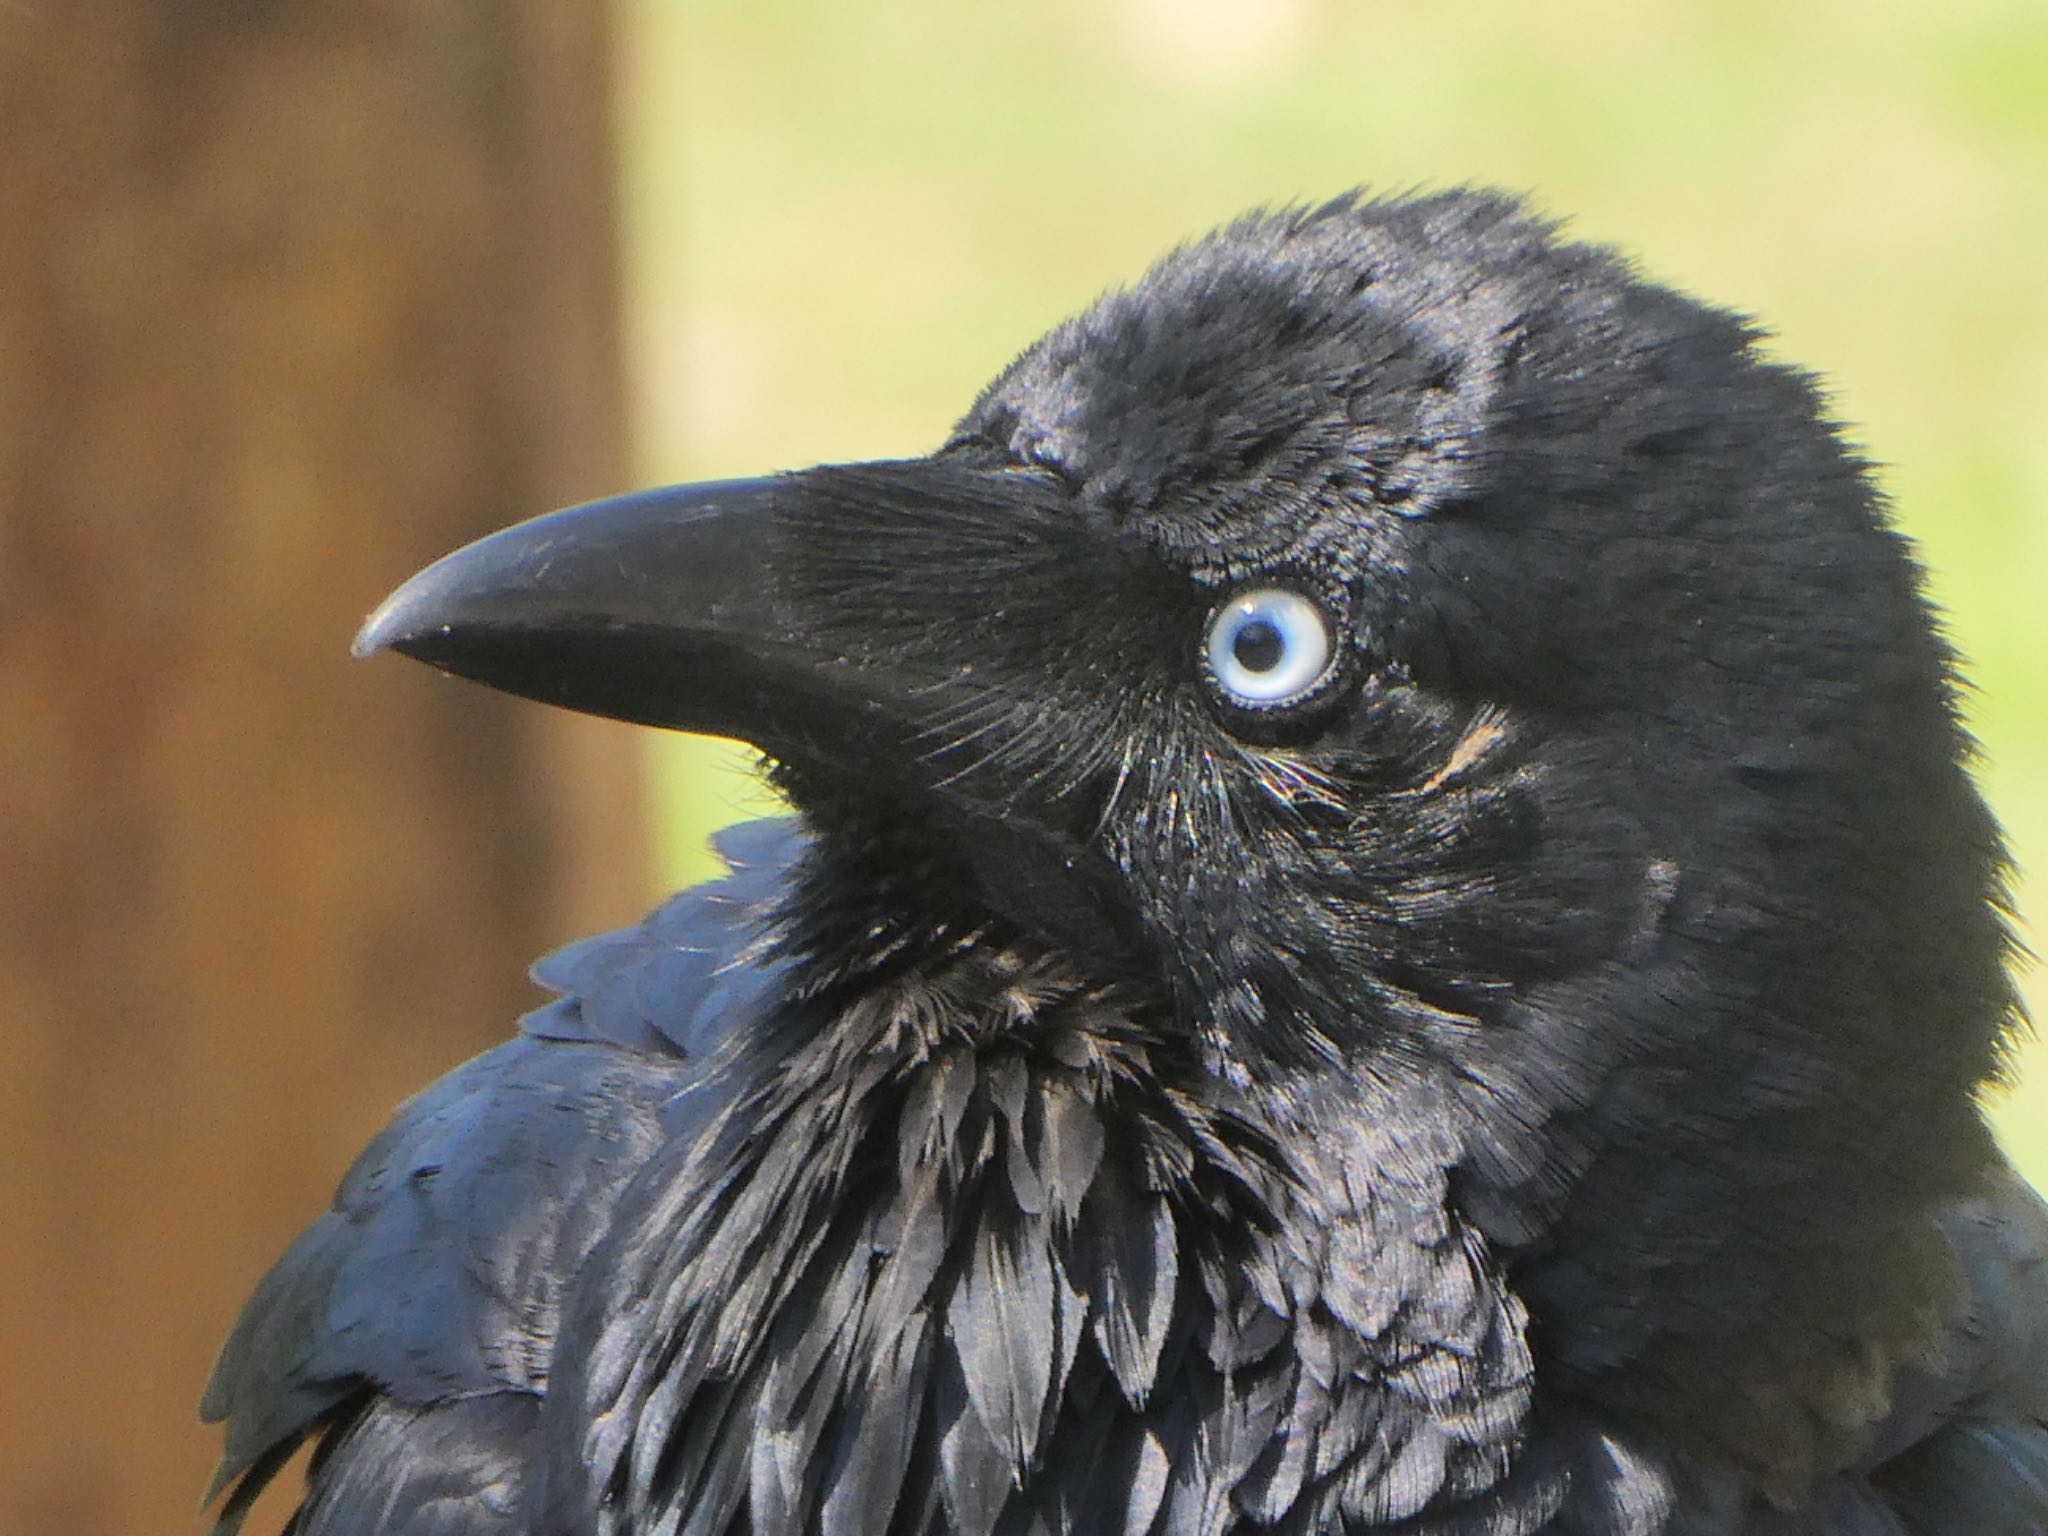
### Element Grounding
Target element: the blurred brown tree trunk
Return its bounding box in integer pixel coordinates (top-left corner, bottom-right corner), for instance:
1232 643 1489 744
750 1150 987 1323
0 6 644 1532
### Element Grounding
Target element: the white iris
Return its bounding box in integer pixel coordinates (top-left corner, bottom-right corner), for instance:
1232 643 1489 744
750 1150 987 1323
1205 588 1333 706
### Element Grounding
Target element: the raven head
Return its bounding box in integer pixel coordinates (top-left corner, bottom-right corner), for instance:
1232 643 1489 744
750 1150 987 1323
361 191 2017 1486
362 189 2008 1084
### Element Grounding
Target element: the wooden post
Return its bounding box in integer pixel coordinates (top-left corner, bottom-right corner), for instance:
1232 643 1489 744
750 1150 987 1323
0 5 643 1530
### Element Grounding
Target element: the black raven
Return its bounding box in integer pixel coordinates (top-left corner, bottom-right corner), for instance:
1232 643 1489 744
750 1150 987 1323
204 190 2048 1535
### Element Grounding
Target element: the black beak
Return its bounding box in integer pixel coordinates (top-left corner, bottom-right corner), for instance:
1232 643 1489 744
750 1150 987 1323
354 459 1110 777
358 474 820 741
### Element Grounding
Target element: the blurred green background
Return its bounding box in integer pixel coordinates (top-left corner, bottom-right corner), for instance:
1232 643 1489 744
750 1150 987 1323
614 0 2047 1182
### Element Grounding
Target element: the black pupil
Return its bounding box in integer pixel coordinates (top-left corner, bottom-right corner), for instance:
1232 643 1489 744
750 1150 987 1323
1233 617 1285 673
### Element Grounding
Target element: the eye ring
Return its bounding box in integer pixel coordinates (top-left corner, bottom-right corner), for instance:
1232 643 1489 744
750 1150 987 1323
1204 587 1336 708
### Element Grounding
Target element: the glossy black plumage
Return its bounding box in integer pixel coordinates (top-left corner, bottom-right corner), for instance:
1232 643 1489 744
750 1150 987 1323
205 191 2048 1534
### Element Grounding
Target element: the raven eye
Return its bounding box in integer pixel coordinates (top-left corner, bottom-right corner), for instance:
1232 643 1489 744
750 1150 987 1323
1205 588 1333 706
